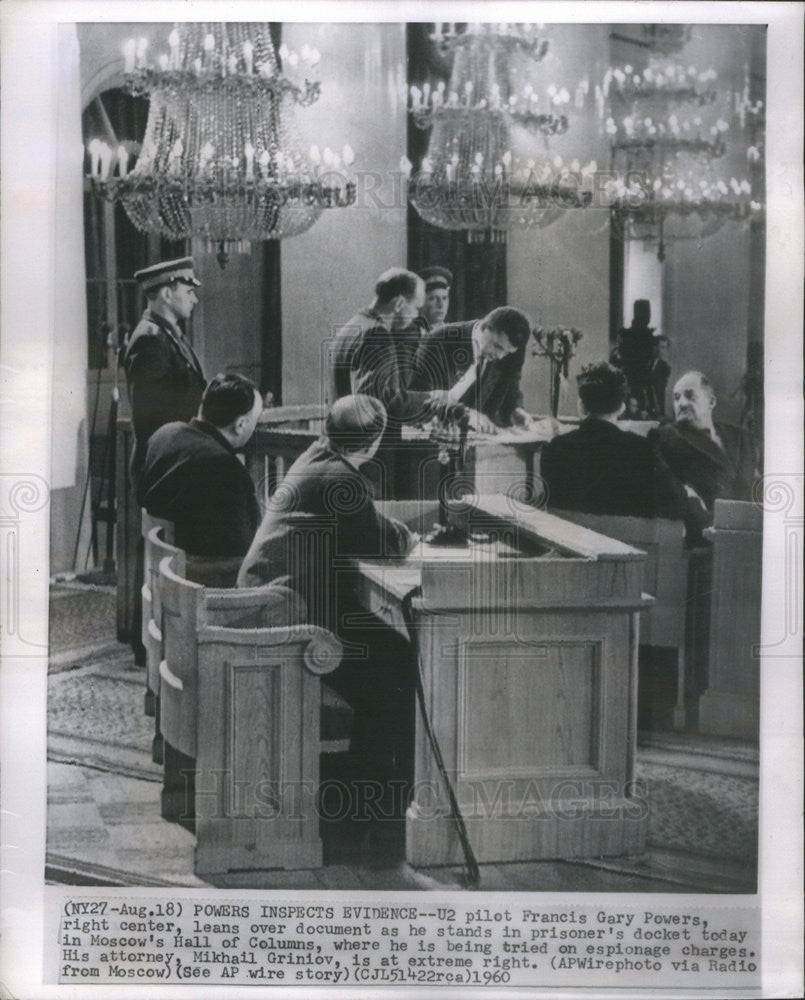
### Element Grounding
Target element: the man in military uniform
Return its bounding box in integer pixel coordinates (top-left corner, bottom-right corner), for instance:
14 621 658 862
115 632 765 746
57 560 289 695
124 257 207 483
419 265 452 330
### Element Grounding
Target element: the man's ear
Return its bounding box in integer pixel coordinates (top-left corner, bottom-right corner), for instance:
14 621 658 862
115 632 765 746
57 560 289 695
709 393 717 410
391 294 405 314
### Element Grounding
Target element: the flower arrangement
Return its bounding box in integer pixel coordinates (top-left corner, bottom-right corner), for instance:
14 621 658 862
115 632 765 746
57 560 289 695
532 326 584 418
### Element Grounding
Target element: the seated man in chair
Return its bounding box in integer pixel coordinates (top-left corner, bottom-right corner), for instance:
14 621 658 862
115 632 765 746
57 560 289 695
238 395 418 803
649 370 757 511
139 372 263 585
541 362 706 536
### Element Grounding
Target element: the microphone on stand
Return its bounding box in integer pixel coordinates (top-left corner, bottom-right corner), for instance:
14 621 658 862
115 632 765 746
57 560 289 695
425 404 471 547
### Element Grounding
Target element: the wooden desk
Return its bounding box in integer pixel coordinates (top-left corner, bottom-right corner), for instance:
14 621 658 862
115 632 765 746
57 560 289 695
392 425 552 503
359 497 649 867
246 407 553 506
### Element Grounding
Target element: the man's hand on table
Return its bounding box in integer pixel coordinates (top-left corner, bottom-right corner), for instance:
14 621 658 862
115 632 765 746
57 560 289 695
510 406 534 430
507 411 560 440
466 409 498 435
388 518 420 556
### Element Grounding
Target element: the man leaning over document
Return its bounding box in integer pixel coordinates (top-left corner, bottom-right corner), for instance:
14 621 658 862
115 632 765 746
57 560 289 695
408 306 535 433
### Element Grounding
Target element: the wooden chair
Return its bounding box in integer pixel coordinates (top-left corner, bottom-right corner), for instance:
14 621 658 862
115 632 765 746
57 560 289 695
141 513 180 721
157 557 351 873
551 510 691 729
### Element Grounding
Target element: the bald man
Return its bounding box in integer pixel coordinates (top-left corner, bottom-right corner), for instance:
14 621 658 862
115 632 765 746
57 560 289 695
649 370 756 509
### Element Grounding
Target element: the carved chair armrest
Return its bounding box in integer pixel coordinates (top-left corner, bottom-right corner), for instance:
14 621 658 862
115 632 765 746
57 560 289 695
198 623 342 676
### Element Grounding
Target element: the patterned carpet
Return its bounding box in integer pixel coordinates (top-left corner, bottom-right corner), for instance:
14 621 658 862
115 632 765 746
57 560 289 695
48 655 160 781
637 737 758 862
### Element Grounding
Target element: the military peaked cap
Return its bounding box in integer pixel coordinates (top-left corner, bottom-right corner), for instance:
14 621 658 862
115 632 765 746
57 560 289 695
134 257 201 292
420 265 453 291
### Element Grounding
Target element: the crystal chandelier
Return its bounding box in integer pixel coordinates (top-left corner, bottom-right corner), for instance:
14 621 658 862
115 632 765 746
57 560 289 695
87 23 356 266
407 24 596 243
601 50 763 260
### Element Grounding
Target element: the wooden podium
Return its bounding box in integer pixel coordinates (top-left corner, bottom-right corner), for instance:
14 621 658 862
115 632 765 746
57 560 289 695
359 496 649 867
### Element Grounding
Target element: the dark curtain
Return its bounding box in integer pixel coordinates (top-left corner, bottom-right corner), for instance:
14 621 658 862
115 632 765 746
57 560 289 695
406 24 506 322
261 22 284 403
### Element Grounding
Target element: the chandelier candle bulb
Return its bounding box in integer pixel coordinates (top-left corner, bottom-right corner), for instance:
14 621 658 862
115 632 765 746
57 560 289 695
244 142 255 180
168 29 180 69
199 142 214 174
117 145 129 178
123 39 136 74
342 144 354 166
136 38 148 69
99 142 114 180
242 40 253 74
88 139 101 177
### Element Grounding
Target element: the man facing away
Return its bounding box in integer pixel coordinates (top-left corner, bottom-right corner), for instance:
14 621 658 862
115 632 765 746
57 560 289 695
124 256 207 482
541 361 705 533
140 372 263 585
394 265 454 389
409 305 535 433
238 395 417 790
649 370 757 510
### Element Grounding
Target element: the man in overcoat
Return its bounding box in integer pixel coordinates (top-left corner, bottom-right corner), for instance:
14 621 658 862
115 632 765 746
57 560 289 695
238 395 417 793
140 373 263 583
541 362 704 536
649 370 756 510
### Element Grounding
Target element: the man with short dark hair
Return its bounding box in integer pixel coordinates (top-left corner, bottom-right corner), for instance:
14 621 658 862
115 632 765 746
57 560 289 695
541 361 700 523
124 257 207 481
140 373 263 569
419 265 452 329
329 267 450 426
410 305 534 432
649 370 756 509
238 395 417 788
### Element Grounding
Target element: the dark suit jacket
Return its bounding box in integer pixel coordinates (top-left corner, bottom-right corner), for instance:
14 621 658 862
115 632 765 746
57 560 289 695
649 420 756 509
329 308 435 426
541 417 698 523
238 439 411 634
140 418 260 560
409 320 525 426
124 309 206 478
